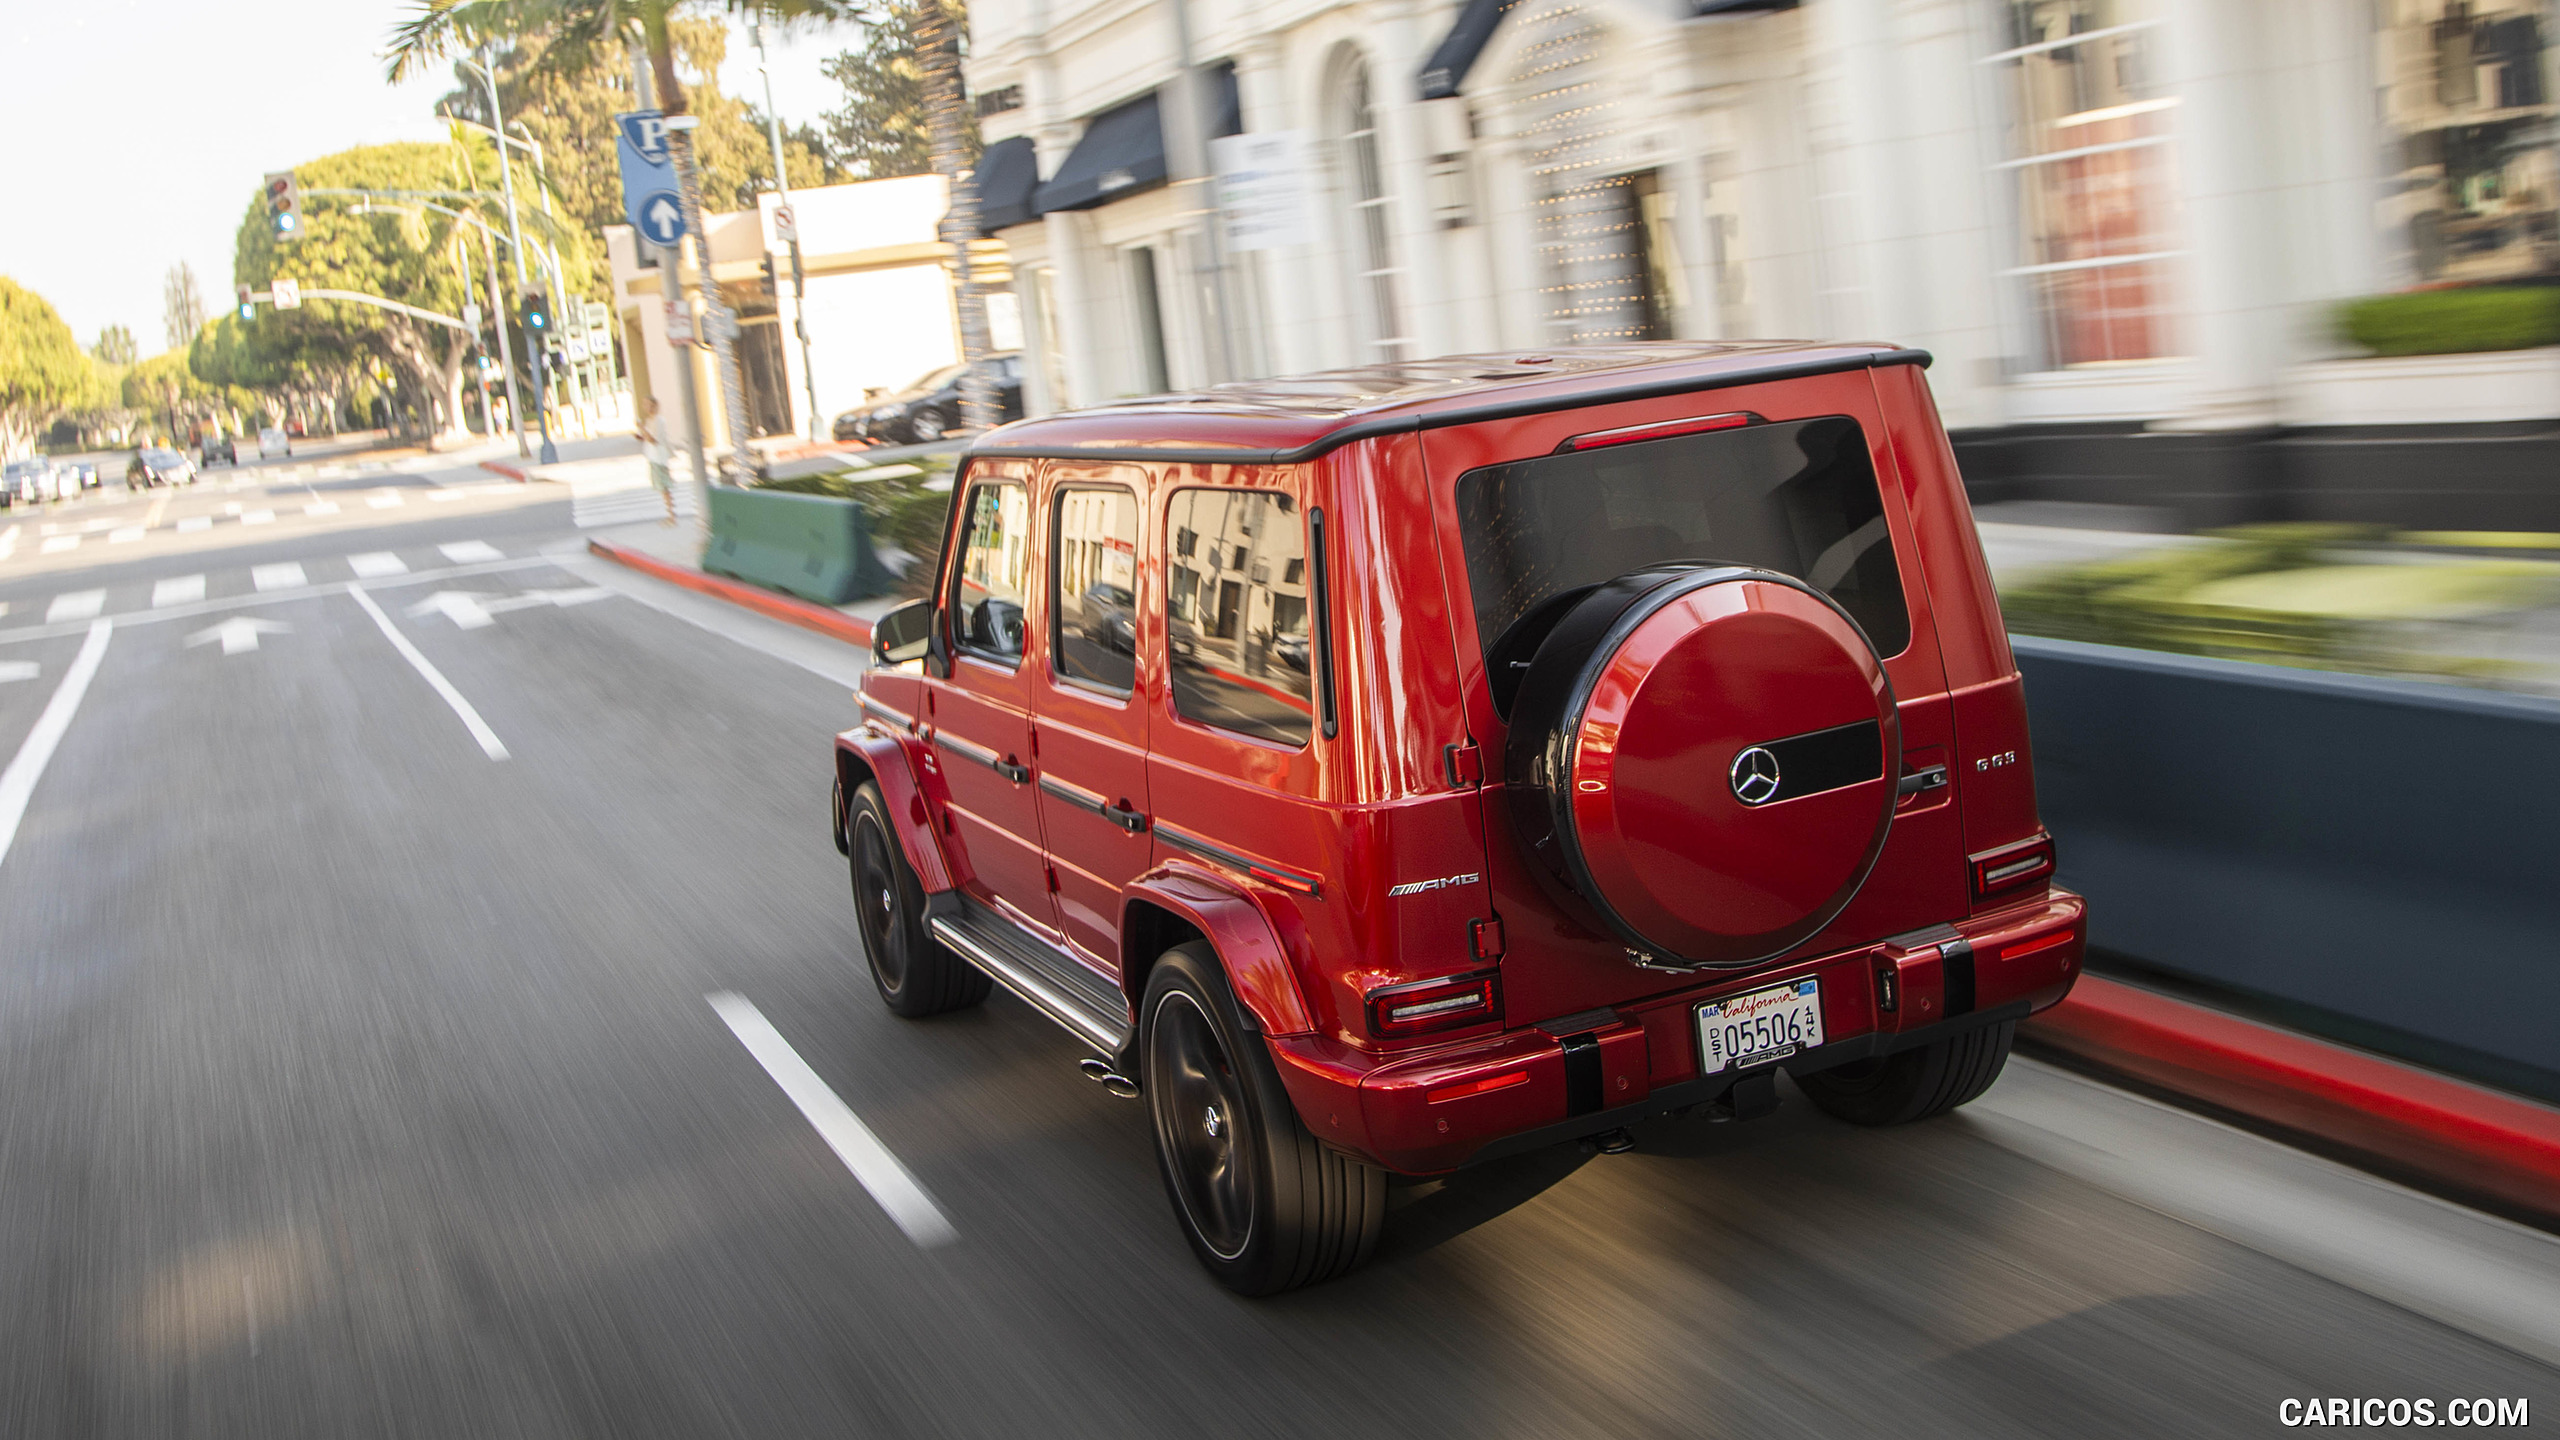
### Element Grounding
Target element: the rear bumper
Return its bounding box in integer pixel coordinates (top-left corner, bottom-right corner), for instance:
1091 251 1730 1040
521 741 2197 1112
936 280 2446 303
1267 888 2085 1174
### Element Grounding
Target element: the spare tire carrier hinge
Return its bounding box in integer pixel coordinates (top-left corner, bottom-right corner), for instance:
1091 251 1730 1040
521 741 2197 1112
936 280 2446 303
1444 741 1482 789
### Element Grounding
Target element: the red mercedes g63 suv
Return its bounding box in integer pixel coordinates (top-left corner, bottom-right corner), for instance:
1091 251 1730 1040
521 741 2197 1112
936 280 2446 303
835 342 2085 1294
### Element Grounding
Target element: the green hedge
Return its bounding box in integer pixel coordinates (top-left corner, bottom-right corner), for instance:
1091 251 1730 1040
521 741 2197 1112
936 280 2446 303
2335 286 2560 356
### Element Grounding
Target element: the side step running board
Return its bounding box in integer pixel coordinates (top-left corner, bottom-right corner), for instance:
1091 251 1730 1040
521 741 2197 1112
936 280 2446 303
930 909 1133 1054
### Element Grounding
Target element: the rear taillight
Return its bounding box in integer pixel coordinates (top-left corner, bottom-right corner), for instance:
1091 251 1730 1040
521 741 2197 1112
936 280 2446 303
1366 970 1503 1039
1971 834 2055 898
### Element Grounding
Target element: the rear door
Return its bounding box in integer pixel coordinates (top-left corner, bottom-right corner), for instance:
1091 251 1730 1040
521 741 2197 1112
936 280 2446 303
928 471 1056 938
1030 465 1154 979
1418 369 1965 1015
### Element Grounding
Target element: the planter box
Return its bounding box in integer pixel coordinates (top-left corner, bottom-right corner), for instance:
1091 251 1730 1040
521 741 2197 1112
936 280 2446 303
2281 347 2560 428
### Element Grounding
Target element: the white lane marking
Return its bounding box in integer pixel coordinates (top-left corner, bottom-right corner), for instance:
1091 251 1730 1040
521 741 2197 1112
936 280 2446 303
40 536 79 555
0 661 35 683
1972 1059 2560 1370
241 510 275 526
0 524 17 559
427 491 465 504
348 584 509 761
366 493 404 510
176 516 213 533
347 551 408 578
0 619 112 873
439 540 502 563
46 591 105 623
304 501 340 516
144 493 170 529
110 527 145 544
187 616 290 655
482 586 612 614
407 590 492 630
223 502 244 516
705 992 958 1248
153 575 207 608
252 563 309 592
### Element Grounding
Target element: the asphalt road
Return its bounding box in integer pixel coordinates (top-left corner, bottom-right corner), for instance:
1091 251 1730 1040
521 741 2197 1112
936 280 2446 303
1 452 2554 1437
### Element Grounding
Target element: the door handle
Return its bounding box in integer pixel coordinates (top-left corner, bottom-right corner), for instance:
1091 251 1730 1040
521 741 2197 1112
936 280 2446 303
1896 764 1949 797
1102 802 1149 834
996 756 1031 784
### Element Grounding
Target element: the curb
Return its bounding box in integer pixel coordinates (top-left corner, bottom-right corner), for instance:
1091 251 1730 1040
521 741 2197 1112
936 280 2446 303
586 538 874 648
2024 974 2560 1223
481 460 530 482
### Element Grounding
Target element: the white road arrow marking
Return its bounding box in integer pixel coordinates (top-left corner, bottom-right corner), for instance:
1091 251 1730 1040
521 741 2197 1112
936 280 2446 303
406 590 493 630
0 662 36 684
480 586 613 616
186 616 292 655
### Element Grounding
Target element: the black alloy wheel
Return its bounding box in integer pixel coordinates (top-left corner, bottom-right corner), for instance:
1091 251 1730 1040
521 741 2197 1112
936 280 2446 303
908 407 948 443
846 780 988 1017
1142 943 1385 1295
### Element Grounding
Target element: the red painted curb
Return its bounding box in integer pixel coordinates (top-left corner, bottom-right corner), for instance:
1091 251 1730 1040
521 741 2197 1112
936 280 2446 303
2025 974 2560 1221
586 538 874 648
481 460 530 482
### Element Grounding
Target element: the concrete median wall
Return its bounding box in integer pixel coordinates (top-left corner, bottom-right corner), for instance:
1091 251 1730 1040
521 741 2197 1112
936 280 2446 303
704 486 891 606
2014 635 2560 1101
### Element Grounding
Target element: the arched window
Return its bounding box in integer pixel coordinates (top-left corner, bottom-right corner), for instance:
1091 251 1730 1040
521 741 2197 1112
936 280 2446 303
1330 50 1410 359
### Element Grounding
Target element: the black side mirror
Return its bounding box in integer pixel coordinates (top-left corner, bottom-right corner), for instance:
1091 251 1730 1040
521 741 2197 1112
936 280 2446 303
871 598 936 668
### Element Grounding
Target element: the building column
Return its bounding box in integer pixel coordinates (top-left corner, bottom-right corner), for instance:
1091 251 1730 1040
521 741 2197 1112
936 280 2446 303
1044 202 1107 408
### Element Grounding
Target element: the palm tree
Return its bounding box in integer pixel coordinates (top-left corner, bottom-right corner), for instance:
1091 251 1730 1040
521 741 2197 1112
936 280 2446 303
388 0 994 454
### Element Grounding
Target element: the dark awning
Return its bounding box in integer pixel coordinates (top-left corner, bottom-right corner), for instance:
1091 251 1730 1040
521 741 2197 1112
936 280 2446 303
1417 0 1519 101
974 135 1041 234
1419 0 1790 100
1031 67 1243 215
1034 92 1167 214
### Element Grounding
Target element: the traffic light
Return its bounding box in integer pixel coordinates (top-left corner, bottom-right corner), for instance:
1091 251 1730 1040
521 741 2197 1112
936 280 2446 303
237 285 255 321
263 171 301 241
757 253 778 300
520 290 550 335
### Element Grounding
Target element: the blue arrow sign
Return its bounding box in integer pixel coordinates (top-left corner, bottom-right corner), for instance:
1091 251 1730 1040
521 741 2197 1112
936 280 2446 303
615 109 683 241
636 191 686 246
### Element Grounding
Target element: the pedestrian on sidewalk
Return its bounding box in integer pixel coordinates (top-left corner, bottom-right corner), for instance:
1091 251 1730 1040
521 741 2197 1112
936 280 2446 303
636 398 676 525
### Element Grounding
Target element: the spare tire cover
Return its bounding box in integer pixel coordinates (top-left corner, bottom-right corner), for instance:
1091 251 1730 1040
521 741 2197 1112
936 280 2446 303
1505 564 1898 967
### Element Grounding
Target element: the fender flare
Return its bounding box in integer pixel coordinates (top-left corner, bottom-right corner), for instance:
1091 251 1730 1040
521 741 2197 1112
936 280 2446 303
1123 863 1318 1037
834 726 957 894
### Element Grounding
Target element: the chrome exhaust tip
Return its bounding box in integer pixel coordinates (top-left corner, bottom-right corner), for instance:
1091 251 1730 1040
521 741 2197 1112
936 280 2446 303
1077 1056 1141 1099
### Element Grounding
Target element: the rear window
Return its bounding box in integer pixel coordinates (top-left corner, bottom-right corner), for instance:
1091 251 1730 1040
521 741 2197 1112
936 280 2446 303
1455 416 1910 714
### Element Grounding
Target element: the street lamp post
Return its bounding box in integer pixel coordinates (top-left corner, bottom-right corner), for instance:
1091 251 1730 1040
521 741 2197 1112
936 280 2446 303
750 17 822 442
469 46 557 466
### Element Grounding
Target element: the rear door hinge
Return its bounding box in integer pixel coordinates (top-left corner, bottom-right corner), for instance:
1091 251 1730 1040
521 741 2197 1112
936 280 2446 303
1444 741 1482 789
1044 863 1060 893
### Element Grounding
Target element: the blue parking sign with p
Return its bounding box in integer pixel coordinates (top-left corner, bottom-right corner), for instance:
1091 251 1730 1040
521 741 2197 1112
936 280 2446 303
615 110 684 242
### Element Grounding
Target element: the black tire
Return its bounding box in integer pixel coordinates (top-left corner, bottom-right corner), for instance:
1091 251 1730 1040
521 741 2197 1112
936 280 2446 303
846 781 988 1017
1141 943 1385 1295
1796 1020 2015 1127
909 407 948 443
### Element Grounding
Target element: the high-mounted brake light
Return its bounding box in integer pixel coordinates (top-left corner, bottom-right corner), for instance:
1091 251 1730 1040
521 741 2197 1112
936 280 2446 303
1971 835 2055 897
1555 411 1759 453
1366 971 1503 1039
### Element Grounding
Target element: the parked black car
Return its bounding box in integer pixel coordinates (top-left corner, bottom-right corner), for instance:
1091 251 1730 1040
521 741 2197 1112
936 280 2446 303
200 435 237 466
833 353 1024 444
127 448 197 489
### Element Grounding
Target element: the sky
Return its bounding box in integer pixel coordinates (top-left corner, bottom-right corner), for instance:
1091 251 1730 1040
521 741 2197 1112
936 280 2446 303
1 0 854 358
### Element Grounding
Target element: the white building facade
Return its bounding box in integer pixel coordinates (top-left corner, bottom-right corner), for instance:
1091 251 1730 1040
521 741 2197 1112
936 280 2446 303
970 0 2560 528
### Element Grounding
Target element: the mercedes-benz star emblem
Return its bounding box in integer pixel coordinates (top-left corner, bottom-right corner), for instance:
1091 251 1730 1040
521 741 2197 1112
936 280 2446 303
1730 746 1783 806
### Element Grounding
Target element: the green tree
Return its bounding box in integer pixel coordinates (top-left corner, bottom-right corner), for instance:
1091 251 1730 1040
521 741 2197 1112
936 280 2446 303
233 143 501 447
817 0 971 180
1 278 99 456
92 324 139 366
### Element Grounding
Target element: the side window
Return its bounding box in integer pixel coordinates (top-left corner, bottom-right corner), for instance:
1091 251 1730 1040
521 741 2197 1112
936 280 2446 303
1051 486 1140 693
1163 489 1314 747
950 481 1031 662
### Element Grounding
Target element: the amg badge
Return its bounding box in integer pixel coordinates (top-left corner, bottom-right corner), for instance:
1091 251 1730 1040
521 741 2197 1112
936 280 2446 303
1387 872 1481 897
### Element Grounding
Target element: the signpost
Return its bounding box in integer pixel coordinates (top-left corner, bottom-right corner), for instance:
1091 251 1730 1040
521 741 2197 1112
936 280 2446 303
1211 131 1315 252
271 277 303 310
615 111 683 243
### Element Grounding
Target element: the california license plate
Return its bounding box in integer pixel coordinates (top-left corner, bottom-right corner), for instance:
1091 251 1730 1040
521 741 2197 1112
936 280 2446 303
1696 979 1824 1074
